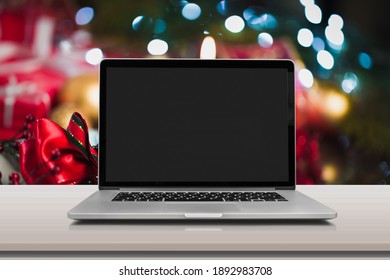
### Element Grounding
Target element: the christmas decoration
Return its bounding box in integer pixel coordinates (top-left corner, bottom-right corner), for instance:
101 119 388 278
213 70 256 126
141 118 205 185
50 103 91 129
0 3 55 58
0 1 101 184
0 114 36 184
56 73 99 127
1 0 389 184
0 69 66 140
19 112 98 184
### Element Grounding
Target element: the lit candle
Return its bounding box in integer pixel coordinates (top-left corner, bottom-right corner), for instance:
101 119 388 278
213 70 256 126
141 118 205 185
200 36 216 59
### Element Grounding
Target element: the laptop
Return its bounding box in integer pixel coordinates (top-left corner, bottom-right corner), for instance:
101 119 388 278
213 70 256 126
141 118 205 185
68 59 337 220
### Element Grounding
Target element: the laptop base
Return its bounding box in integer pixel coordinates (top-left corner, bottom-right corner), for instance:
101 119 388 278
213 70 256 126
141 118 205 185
68 189 336 220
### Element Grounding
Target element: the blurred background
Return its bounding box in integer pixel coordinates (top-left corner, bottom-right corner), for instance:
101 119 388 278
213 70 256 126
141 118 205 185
0 0 389 184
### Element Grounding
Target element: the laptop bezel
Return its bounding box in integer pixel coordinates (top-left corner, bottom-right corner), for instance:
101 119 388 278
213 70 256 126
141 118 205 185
98 59 295 190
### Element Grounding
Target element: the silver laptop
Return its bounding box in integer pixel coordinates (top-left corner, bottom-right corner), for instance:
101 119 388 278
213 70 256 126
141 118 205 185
68 59 337 220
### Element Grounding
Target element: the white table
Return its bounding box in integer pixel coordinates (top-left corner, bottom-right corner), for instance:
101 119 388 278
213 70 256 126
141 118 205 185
1 185 390 258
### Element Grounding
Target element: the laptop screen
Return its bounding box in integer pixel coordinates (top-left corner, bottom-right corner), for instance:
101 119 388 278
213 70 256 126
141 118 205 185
100 60 295 187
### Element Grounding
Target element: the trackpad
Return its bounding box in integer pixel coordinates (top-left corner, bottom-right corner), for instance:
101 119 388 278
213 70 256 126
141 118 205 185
165 204 240 213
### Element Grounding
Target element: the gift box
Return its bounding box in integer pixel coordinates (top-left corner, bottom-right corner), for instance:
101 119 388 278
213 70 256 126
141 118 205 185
0 5 56 58
0 68 66 140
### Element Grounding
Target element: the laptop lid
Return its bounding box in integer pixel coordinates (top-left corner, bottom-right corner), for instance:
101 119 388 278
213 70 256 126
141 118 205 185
99 59 295 190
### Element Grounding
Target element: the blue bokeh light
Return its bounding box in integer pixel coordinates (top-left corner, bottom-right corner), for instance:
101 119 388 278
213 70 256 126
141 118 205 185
247 14 277 30
358 52 373 69
132 16 144 30
182 3 201 20
75 7 94 25
312 37 325 52
216 1 226 16
341 72 359 94
154 19 167 34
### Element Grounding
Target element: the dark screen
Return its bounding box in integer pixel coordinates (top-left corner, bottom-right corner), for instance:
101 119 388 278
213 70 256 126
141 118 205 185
105 67 289 183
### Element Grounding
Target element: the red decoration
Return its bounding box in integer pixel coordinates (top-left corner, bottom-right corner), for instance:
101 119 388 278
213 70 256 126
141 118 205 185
19 112 98 184
0 10 26 43
8 172 21 185
0 68 66 140
0 4 56 58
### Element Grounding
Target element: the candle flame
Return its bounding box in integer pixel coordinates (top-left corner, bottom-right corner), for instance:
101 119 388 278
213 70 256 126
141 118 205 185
200 36 216 59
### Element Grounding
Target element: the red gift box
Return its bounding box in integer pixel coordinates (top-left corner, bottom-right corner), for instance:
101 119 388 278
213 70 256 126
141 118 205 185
0 7 56 58
0 67 66 101
0 68 66 140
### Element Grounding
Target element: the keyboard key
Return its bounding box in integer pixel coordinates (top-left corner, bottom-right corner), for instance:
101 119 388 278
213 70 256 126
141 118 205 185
112 191 287 202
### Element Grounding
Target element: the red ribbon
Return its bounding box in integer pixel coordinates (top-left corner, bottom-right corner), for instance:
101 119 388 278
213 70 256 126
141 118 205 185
19 112 98 184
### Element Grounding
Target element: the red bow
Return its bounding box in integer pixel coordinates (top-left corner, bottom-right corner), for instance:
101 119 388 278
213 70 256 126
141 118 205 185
19 112 98 184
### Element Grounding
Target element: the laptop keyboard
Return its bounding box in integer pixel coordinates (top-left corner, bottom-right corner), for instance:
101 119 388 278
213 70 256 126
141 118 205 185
112 192 287 202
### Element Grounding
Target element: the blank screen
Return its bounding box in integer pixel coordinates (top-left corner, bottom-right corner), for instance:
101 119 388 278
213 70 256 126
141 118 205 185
105 67 289 183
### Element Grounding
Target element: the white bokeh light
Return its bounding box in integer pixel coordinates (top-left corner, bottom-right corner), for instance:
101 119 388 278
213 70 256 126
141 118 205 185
305 4 322 24
147 39 168 55
328 14 344 29
325 26 344 46
317 50 334 69
342 72 359 93
132 16 143 30
257 32 273 48
297 28 314 47
85 48 103 65
300 0 315 6
182 3 201 20
225 15 245 33
298 69 314 88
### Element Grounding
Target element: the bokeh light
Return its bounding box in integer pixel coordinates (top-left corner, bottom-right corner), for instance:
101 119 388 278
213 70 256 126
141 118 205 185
132 15 153 32
85 48 103 65
154 19 167 34
244 9 278 31
297 28 314 47
132 16 144 30
358 52 373 69
86 84 100 109
298 68 314 88
216 1 226 16
75 7 94 25
324 92 349 119
182 3 201 20
325 26 344 46
300 0 315 6
304 4 322 24
147 39 168 55
257 32 273 48
321 164 338 183
225 15 245 33
312 37 325 52
341 72 359 93
328 14 344 29
317 50 334 69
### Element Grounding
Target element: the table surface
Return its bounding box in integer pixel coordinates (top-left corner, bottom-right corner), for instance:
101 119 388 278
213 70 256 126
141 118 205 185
1 185 390 254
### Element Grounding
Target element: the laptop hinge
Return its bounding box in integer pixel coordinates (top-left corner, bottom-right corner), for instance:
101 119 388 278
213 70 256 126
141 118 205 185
117 187 279 192
275 186 295 190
